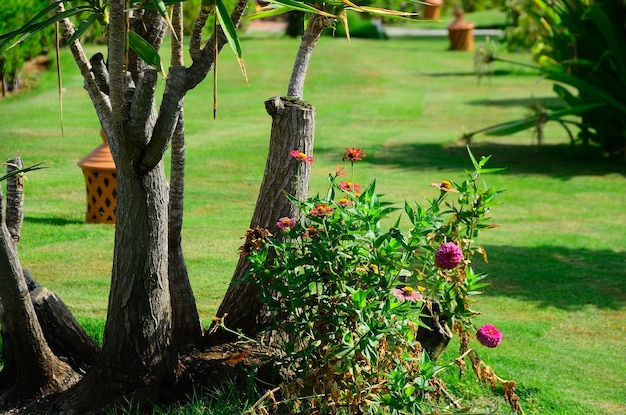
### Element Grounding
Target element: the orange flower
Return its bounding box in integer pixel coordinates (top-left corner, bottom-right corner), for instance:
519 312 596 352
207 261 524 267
337 197 354 207
342 147 366 162
309 203 333 217
430 179 459 193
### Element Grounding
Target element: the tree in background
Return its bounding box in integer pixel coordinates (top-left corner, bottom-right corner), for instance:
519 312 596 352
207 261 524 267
0 1 53 95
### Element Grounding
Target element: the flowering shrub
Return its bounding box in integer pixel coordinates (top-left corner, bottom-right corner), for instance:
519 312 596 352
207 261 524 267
243 147 516 413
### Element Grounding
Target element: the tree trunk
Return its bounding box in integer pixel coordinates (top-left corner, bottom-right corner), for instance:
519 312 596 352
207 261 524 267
169 110 204 349
212 96 315 340
0 188 80 407
211 12 333 341
51 160 177 414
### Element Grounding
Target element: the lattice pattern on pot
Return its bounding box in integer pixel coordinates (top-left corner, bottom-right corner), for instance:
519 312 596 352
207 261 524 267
82 170 117 224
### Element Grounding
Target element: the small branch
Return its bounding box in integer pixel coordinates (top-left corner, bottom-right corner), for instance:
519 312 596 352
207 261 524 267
286 14 335 99
242 386 281 415
171 2 184 67
189 4 212 62
136 66 186 175
56 3 113 138
128 69 158 147
89 53 110 95
185 0 249 91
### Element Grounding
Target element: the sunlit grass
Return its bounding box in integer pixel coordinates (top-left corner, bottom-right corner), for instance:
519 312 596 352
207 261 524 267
1 31 625 414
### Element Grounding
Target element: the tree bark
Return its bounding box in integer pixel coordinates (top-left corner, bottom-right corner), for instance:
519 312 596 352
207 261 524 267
25 270 100 373
5 158 24 243
169 110 204 349
287 14 334 99
212 96 315 340
212 12 332 340
0 188 80 407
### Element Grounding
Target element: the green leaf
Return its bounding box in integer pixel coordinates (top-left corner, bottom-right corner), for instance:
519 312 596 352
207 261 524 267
246 4 293 20
257 0 336 17
1 5 94 49
0 163 48 182
215 0 248 83
128 31 165 77
351 288 367 308
67 13 99 45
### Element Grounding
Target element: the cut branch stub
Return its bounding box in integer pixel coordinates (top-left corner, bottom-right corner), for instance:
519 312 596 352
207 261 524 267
5 157 24 243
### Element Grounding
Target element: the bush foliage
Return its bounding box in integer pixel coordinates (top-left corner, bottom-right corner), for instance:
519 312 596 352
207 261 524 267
0 1 53 94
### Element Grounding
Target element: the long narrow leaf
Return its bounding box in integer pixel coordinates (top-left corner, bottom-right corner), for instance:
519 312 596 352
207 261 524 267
484 103 603 136
68 13 99 45
0 163 48 183
215 0 248 83
1 6 94 49
246 5 293 20
128 31 165 77
0 1 63 45
262 0 336 17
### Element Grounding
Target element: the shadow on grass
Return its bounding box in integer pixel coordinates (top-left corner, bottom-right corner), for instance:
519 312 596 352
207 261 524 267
475 245 626 310
467 96 566 109
420 69 536 78
342 141 626 178
24 216 84 226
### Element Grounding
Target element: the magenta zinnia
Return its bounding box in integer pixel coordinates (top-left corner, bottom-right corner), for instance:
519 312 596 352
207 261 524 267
476 324 502 348
289 149 313 164
434 242 463 269
277 217 295 230
392 286 423 302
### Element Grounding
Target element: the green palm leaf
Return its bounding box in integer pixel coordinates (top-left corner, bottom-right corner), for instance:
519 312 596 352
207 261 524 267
128 31 166 77
215 0 247 82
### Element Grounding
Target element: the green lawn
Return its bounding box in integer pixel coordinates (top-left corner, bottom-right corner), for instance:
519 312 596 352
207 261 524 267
1 33 625 414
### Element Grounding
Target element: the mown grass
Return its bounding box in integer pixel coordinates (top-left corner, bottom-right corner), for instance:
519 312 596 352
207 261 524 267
1 27 625 414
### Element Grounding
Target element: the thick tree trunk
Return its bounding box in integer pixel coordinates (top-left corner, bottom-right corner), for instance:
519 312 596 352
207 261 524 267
0 188 80 407
212 97 315 340
51 161 176 414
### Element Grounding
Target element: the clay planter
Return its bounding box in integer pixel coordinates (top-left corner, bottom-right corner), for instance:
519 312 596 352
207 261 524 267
423 0 443 20
447 9 475 51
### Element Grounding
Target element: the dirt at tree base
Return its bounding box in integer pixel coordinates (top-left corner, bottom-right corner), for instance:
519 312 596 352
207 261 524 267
1 342 278 414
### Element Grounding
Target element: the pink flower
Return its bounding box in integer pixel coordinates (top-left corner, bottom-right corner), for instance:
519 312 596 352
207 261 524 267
392 286 423 302
338 181 362 194
434 242 463 269
290 150 313 164
430 180 459 193
343 147 366 162
277 217 295 230
476 324 502 348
